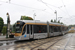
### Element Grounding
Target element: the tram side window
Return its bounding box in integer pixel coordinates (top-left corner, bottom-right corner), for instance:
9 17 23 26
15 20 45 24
34 25 47 33
42 25 47 33
66 27 68 31
65 27 68 31
33 25 39 33
54 26 58 32
22 26 26 35
64 27 66 31
58 26 61 32
49 26 54 33
27 25 29 34
62 27 64 31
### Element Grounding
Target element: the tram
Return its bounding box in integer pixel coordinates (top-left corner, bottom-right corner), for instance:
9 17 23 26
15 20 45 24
14 20 68 40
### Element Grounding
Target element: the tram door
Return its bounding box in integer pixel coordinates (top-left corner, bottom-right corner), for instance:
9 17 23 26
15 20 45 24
29 25 34 39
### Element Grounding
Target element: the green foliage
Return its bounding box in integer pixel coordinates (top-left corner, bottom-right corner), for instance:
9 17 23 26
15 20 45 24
51 19 53 22
0 17 4 33
68 25 75 29
58 21 60 23
20 16 33 20
2 26 7 35
51 19 64 24
60 22 63 24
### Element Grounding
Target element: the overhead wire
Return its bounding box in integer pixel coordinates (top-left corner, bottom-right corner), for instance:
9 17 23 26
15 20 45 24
38 0 72 24
61 0 71 17
0 0 54 16
38 0 54 12
38 0 71 17
0 0 44 11
10 2 54 15
60 0 74 25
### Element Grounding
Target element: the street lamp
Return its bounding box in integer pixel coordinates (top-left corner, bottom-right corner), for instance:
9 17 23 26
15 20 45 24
6 12 10 38
33 13 36 20
33 10 36 20
54 10 57 22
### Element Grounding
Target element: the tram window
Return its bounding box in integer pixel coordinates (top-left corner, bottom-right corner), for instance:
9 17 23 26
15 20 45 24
27 25 29 34
15 24 23 33
22 26 26 35
64 27 65 31
62 27 64 31
30 25 32 34
58 27 61 32
49 26 51 32
54 27 58 32
15 21 25 33
65 27 67 31
33 25 39 33
66 27 68 31
33 25 47 33
57 27 60 32
49 26 54 33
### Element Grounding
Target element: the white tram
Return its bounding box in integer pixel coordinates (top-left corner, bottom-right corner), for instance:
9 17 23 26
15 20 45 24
14 20 68 40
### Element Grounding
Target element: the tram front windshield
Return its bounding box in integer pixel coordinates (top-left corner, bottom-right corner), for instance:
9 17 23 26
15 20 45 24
15 21 25 33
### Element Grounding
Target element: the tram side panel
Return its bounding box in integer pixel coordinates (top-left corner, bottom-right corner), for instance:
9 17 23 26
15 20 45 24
53 26 59 36
49 26 54 37
49 26 62 37
33 25 47 39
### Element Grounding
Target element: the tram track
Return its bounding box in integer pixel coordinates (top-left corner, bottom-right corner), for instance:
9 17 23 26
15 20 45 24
0 33 74 50
0 34 71 50
62 35 72 50
45 34 73 50
31 36 69 50
15 36 57 48
14 35 69 50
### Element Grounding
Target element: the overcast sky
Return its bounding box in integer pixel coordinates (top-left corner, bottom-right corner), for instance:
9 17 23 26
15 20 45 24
0 0 75 25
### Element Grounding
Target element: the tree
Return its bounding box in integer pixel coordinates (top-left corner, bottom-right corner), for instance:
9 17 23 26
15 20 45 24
0 17 4 33
2 26 7 35
51 19 53 22
20 16 33 20
58 20 60 23
61 22 63 24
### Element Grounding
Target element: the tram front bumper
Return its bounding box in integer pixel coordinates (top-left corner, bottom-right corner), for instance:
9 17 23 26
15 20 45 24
14 36 21 40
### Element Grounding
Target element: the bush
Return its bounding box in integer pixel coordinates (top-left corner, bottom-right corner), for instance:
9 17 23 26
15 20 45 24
0 17 4 33
2 26 7 35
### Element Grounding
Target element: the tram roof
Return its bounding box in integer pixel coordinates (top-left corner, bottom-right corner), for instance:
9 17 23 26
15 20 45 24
17 20 66 26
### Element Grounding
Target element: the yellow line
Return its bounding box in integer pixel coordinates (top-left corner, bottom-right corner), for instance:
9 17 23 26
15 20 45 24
26 23 47 25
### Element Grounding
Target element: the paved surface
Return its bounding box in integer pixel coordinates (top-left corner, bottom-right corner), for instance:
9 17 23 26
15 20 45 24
0 36 6 39
0 33 75 50
0 38 15 41
0 36 15 41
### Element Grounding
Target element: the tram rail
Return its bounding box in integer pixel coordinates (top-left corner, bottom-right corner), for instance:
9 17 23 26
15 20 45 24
0 34 74 50
15 35 69 50
63 35 72 50
31 36 69 50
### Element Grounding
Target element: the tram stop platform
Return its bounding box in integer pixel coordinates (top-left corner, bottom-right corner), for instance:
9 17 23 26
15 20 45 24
0 38 15 41
0 36 15 41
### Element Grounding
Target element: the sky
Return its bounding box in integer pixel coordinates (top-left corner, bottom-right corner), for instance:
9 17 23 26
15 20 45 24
0 0 75 25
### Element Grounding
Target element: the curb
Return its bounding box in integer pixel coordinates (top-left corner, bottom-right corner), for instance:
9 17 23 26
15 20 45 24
0 38 15 41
